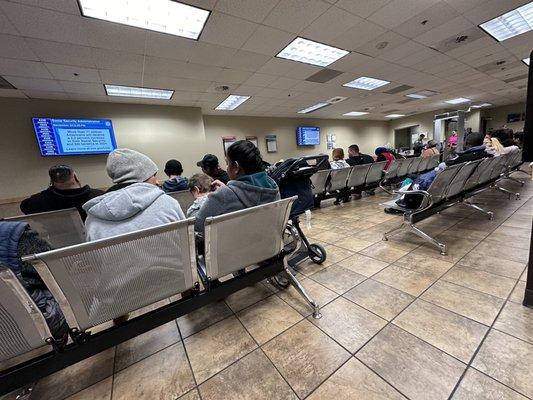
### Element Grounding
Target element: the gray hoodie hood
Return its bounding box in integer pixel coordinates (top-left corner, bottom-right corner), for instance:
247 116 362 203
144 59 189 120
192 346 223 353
225 180 279 208
83 183 165 221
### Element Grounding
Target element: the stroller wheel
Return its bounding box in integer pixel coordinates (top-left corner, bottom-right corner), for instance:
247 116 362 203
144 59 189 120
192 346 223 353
271 272 291 289
309 244 327 264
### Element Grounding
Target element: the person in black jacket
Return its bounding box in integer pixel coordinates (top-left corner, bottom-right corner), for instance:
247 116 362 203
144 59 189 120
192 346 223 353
197 154 230 184
346 144 374 166
20 165 104 221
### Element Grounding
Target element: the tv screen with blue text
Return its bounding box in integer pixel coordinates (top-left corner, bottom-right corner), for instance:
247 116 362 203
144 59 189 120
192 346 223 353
296 126 320 146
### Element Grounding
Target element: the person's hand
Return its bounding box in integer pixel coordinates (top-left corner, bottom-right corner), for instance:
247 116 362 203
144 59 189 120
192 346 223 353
211 180 226 189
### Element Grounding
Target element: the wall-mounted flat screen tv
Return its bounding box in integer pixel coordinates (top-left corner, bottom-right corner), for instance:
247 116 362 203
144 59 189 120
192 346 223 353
296 126 320 146
33 118 117 156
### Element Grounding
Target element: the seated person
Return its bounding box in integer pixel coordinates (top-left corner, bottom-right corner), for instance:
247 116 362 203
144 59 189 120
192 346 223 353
195 140 280 234
413 134 425 156
375 147 395 170
330 148 350 169
422 140 439 157
83 148 185 241
446 132 491 165
20 165 104 221
162 159 188 193
346 144 374 166
0 221 68 342
197 154 230 184
490 129 520 154
186 173 213 218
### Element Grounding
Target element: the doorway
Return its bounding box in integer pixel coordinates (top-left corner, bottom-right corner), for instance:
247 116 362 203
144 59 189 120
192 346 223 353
394 125 420 151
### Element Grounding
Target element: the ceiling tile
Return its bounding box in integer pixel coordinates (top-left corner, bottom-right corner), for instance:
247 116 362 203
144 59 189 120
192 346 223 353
329 18 387 50
187 42 238 67
92 48 143 73
354 30 410 58
300 6 361 43
393 1 460 38
142 74 212 92
377 40 426 62
234 84 266 95
268 76 301 89
83 18 147 54
0 34 38 60
242 72 279 87
222 50 271 72
215 0 280 23
59 81 105 95
26 39 96 68
240 25 294 56
414 15 474 46
98 70 142 86
0 1 88 45
22 89 68 99
3 76 63 91
45 63 101 83
0 58 52 78
262 0 331 33
0 88 26 97
443 0 487 13
367 0 441 29
200 12 258 49
10 0 80 14
215 68 254 84
144 31 194 61
143 56 222 81
335 0 391 18
462 0 528 26
0 6 17 34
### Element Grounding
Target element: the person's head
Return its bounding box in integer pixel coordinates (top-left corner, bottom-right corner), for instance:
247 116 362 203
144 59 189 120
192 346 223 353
188 173 213 199
452 130 457 135
225 140 264 180
419 134 425 140
332 148 345 161
106 148 159 186
465 132 484 148
427 140 437 148
375 146 388 156
196 154 220 176
48 165 80 190
348 144 360 157
164 159 183 177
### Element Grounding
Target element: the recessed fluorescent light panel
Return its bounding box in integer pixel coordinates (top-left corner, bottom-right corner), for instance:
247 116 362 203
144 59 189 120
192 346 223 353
277 37 349 67
471 103 492 108
479 1 533 42
215 95 250 111
385 114 405 119
298 102 330 114
105 84 174 99
445 97 471 104
406 89 439 99
406 93 427 99
343 76 390 91
524 57 530 66
78 0 210 40
343 111 369 116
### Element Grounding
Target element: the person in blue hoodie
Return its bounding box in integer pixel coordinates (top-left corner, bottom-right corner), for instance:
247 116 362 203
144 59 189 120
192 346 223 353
162 159 189 193
195 140 280 234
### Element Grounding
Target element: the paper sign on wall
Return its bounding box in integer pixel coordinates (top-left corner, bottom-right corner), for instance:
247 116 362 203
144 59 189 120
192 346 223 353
266 135 277 153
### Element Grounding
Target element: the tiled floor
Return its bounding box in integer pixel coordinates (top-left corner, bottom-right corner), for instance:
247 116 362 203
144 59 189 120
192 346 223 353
9 178 533 400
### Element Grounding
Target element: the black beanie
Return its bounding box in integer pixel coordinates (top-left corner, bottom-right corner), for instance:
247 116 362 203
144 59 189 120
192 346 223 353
164 159 183 176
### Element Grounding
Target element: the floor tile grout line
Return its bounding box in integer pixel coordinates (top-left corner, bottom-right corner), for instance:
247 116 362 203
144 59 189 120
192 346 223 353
468 365 533 400
175 318 203 400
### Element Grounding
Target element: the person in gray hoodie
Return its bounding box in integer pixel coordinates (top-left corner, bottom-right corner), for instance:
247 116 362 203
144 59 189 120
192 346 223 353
83 149 185 241
195 140 280 234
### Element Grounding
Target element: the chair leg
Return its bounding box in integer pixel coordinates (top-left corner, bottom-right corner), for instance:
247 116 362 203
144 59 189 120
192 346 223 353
382 222 405 241
463 201 494 220
407 223 447 255
506 176 525 186
494 185 520 200
284 258 321 319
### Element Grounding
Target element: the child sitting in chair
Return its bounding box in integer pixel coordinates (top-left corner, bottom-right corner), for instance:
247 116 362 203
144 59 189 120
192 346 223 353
187 173 213 218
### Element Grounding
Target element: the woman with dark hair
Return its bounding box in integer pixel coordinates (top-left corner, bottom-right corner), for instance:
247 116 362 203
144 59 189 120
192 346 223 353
194 140 280 233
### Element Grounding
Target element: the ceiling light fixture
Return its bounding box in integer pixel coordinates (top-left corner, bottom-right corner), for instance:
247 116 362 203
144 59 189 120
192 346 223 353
298 102 330 114
479 1 533 42
277 37 349 67
445 97 471 104
104 84 174 99
385 114 405 119
523 57 530 66
343 111 369 116
343 76 390 91
471 103 492 108
406 93 427 99
78 0 210 40
215 95 251 111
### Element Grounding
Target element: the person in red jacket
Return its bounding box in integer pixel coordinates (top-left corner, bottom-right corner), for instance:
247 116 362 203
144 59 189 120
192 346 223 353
375 147 395 170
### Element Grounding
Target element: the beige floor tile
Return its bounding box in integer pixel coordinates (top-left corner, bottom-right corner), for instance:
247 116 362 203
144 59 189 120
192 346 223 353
494 301 533 344
115 321 180 371
237 295 302 345
224 283 274 312
276 277 338 317
442 266 517 299
493 225 531 240
296 257 328 276
334 235 375 252
177 300 233 338
485 232 531 250
472 330 533 398
357 325 466 400
452 368 528 400
31 348 115 400
112 343 195 400
184 316 257 383
344 279 415 321
394 252 454 279
458 251 525 279
412 233 478 263
520 269 527 281
199 350 297 400
307 358 406 400
178 389 201 400
359 242 410 264
321 244 356 266
311 229 349 245
309 264 366 294
373 264 437 297
262 320 350 399
473 241 530 264
336 254 389 277
310 297 387 353
394 300 488 362
509 281 526 303
421 280 504 325
64 377 112 400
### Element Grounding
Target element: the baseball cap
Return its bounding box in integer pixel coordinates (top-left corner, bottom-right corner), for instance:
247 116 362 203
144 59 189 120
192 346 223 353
197 154 219 168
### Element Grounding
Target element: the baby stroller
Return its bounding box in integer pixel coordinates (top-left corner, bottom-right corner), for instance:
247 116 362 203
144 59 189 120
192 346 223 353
268 155 329 287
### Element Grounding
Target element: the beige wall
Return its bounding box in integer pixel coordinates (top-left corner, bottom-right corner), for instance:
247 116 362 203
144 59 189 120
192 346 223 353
202 115 389 165
481 102 526 132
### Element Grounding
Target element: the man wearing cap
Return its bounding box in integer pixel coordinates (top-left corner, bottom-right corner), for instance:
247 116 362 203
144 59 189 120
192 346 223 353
20 165 104 221
197 154 230 184
83 148 185 241
162 159 188 193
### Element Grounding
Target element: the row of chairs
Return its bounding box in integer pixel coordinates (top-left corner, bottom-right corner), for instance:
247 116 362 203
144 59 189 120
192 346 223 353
311 155 441 206
381 150 523 255
0 197 320 395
